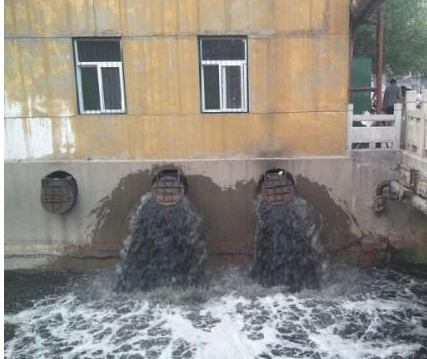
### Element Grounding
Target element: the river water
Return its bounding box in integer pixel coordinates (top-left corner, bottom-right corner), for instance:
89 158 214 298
4 267 427 359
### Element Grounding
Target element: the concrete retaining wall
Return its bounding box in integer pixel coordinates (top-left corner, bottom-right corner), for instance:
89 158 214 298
5 152 427 270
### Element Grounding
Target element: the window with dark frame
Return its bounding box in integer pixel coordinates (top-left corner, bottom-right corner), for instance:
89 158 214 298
199 36 248 113
73 38 126 114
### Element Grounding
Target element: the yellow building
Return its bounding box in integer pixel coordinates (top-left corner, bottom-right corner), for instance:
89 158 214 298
4 0 350 160
7 0 426 270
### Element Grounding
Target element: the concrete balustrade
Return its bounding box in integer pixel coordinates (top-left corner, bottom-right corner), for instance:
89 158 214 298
405 90 427 159
399 90 427 199
347 103 402 150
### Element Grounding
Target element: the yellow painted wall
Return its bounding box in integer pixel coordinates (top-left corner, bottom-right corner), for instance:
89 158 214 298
4 0 350 160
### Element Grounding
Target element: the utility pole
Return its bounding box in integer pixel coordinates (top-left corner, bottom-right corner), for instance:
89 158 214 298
375 5 384 114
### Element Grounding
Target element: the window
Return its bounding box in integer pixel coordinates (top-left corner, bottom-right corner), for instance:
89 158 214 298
73 38 125 114
199 36 248 113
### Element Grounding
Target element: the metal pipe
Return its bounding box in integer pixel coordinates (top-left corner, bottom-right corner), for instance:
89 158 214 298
374 180 427 216
390 181 412 200
374 180 391 213
375 6 384 114
390 181 427 216
412 196 427 216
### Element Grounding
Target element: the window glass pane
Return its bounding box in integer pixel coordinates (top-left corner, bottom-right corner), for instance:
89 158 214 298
201 38 245 60
77 39 121 62
203 65 220 110
102 67 122 110
81 67 100 111
225 66 242 109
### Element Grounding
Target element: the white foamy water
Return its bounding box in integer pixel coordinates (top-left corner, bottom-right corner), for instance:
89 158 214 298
4 268 427 359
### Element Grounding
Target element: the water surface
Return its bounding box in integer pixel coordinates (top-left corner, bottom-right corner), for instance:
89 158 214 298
4 267 427 359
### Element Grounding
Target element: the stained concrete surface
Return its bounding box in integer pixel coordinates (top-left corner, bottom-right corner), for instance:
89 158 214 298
4 154 427 269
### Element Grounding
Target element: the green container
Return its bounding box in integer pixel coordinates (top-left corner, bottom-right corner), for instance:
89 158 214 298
351 58 372 114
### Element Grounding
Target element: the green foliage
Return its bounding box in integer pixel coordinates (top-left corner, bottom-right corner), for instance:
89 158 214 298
353 0 427 77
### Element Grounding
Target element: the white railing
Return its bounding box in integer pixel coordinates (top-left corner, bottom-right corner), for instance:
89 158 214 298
404 90 427 159
347 103 402 150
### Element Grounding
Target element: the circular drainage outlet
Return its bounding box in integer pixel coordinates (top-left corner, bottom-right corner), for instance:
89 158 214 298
260 169 294 205
40 171 78 214
151 169 187 206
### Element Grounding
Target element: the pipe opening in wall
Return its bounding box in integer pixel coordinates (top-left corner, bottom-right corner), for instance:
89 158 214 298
116 167 205 292
40 171 78 214
151 169 188 206
257 168 295 205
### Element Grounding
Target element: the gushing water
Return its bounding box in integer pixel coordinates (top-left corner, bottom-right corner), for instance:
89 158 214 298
116 194 206 292
252 196 323 290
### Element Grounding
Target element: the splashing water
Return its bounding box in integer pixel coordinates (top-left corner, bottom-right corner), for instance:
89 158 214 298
4 268 427 359
116 194 206 292
252 196 323 290
5 194 427 358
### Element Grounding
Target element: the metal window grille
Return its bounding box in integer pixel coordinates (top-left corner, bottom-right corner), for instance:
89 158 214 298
74 38 126 114
199 37 248 113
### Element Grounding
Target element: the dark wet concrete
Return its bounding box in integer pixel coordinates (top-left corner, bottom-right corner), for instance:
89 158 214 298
86 170 152 253
186 175 257 256
84 169 365 267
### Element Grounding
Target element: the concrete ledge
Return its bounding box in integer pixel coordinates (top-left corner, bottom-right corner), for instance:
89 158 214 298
350 149 402 166
4 155 426 269
402 151 427 173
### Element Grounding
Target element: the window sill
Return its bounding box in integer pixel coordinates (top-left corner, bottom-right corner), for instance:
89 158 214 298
201 110 249 114
79 111 127 115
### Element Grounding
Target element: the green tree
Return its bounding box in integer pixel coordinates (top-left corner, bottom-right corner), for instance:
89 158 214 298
353 0 427 77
